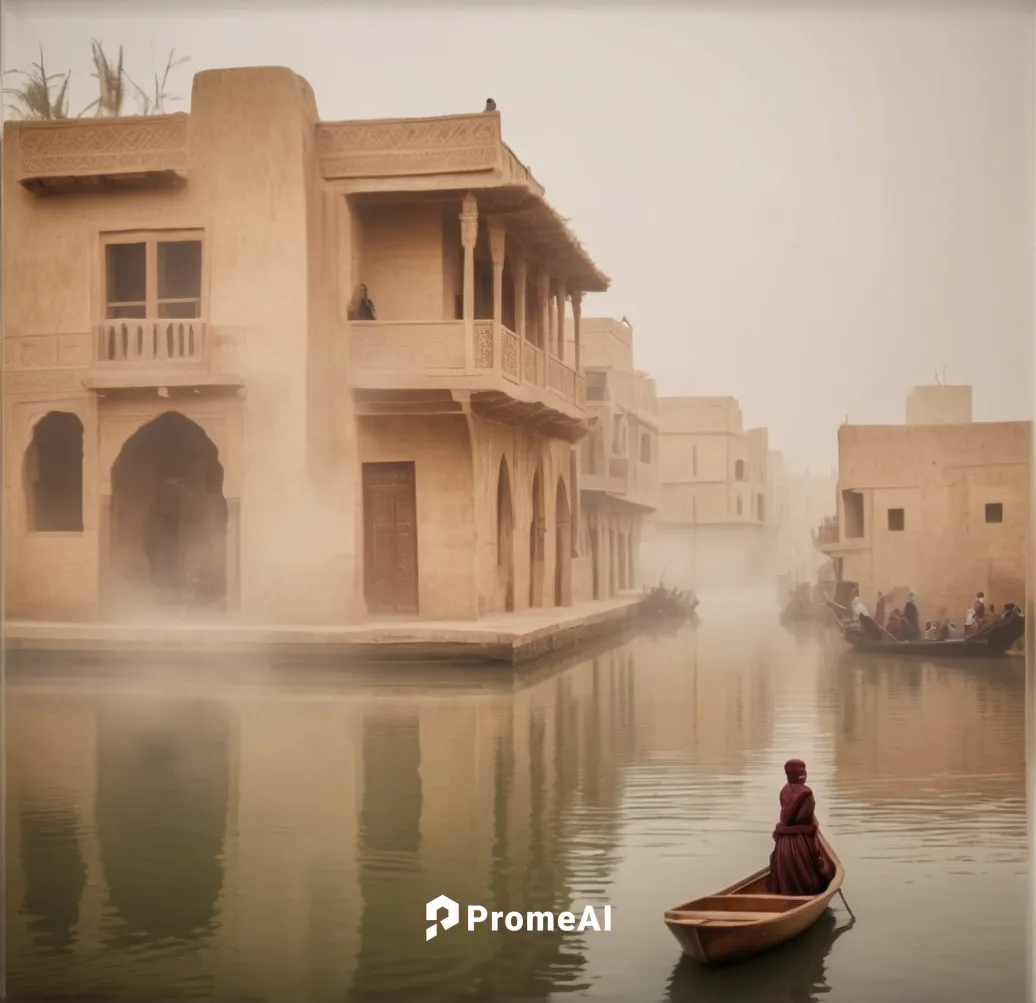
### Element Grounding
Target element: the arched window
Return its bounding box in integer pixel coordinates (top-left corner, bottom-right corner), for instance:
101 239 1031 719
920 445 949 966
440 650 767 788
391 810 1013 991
25 412 84 532
735 459 746 481
640 432 651 464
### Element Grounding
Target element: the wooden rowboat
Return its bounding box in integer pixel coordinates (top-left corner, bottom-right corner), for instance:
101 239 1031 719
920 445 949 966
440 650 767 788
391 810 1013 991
663 834 844 964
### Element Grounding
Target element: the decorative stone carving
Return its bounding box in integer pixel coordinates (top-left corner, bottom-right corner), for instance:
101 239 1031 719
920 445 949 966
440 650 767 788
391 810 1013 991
501 328 520 379
4 370 81 393
318 115 501 179
474 323 494 369
16 116 188 179
460 195 479 248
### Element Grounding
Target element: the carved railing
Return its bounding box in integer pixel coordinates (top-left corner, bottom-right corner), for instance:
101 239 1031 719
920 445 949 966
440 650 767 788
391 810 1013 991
351 318 584 409
94 319 206 363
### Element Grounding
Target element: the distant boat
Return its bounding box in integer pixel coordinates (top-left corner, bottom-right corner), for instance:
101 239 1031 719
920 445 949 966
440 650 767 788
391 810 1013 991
826 602 1025 658
663 834 845 965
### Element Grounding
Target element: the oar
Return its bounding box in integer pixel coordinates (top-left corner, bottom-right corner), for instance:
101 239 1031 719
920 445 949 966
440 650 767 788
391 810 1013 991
836 887 856 920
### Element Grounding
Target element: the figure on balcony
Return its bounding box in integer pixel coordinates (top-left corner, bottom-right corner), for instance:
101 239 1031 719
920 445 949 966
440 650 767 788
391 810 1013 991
348 284 377 321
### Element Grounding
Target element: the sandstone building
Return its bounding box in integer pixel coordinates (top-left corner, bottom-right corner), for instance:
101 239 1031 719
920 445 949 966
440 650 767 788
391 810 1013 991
646 396 776 588
576 318 659 598
814 387 1030 618
3 66 613 624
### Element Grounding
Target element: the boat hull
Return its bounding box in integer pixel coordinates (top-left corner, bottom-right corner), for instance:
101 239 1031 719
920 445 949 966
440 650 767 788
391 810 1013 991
664 835 844 965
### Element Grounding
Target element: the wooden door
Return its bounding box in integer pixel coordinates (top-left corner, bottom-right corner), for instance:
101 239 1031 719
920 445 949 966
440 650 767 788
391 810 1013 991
363 462 419 615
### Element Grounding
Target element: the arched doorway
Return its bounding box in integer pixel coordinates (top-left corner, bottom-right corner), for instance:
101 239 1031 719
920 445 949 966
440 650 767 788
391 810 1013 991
529 465 545 607
24 411 84 532
109 412 228 613
497 457 515 612
554 478 571 607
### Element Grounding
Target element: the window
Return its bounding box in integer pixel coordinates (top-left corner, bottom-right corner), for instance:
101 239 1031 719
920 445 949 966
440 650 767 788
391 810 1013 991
757 493 765 521
887 508 905 531
640 432 651 464
985 502 1003 524
734 459 745 481
104 233 202 319
736 495 743 516
585 372 608 402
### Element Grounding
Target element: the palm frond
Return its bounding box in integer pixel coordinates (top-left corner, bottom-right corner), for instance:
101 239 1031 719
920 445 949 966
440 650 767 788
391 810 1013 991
2 46 70 120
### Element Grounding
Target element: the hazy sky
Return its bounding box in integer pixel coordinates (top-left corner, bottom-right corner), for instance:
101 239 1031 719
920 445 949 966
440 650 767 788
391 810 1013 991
5 2 1033 469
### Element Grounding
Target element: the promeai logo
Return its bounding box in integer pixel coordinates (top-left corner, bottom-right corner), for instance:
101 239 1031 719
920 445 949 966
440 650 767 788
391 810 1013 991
426 894 460 941
424 896 612 939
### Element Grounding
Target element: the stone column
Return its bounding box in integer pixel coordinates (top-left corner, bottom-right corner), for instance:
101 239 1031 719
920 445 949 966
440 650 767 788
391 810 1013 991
548 284 558 357
460 194 478 371
489 218 506 367
571 290 583 371
555 280 567 363
513 254 527 341
536 270 550 354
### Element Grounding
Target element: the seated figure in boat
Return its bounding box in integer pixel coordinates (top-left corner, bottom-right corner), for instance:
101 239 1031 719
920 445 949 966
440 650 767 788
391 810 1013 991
851 593 883 640
964 605 978 637
767 758 834 897
886 608 905 640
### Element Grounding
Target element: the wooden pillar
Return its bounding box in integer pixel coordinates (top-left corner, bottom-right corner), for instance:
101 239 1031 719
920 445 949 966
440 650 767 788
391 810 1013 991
460 193 478 370
536 270 550 353
555 279 567 362
514 254 527 341
489 218 506 365
571 290 583 371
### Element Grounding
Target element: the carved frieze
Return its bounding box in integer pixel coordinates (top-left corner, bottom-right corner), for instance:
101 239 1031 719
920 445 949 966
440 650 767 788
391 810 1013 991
16 115 188 179
4 370 82 394
318 114 501 179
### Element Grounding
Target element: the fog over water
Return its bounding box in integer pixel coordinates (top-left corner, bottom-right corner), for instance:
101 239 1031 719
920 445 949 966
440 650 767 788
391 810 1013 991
5 604 1025 1002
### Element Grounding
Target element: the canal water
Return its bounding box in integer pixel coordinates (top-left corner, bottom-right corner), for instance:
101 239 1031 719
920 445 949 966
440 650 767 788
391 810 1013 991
4 600 1026 1002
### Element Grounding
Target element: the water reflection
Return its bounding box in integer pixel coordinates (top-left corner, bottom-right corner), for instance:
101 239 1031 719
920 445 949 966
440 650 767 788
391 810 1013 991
665 913 855 1003
4 614 1025 1002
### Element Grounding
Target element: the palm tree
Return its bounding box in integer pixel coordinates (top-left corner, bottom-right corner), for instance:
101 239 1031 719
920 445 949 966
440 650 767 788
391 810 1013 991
80 38 127 117
129 49 190 116
2 47 70 120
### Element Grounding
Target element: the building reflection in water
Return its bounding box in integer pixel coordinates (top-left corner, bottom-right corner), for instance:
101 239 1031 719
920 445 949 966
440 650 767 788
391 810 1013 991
3 618 1027 1002
96 701 230 947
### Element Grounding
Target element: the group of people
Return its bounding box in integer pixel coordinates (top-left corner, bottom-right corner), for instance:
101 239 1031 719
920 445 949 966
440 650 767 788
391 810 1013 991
850 587 1020 643
851 589 926 641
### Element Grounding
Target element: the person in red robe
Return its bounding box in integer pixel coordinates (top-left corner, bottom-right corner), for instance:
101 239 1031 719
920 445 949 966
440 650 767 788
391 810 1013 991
767 758 834 896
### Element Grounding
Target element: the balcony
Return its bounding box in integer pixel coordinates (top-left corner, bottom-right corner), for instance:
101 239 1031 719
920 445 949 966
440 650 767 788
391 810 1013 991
350 319 587 439
581 455 659 511
813 516 840 552
83 319 244 391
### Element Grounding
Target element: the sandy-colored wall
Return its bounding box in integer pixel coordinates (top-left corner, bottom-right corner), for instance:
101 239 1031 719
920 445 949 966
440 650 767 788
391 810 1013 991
355 203 445 321
834 421 1030 616
905 384 973 425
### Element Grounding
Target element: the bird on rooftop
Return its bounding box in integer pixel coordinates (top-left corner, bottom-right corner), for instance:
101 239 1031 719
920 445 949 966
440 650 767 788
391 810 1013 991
620 315 631 327
484 98 497 112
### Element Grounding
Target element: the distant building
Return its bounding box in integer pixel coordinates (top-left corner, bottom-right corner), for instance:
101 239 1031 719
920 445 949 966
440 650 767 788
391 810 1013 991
770 450 835 588
815 386 1030 618
647 396 775 588
905 384 972 425
576 318 659 598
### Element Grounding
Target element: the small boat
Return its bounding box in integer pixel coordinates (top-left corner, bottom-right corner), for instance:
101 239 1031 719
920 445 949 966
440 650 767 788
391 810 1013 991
663 834 844 965
827 602 1025 658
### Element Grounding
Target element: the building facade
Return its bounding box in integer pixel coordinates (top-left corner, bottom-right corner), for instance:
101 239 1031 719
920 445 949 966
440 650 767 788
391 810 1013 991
3 66 612 624
576 318 659 598
646 396 776 589
815 388 1030 618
